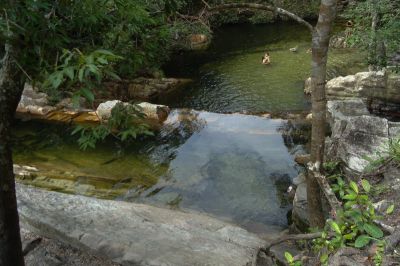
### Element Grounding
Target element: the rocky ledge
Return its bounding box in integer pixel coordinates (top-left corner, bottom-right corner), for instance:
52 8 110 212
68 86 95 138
305 70 400 118
17 184 266 266
291 98 400 229
16 85 170 128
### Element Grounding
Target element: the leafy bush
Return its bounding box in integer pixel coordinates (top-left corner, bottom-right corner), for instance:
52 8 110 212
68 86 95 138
0 0 199 79
388 137 400 163
43 49 122 105
312 176 394 265
285 251 302 266
344 0 400 67
72 102 154 150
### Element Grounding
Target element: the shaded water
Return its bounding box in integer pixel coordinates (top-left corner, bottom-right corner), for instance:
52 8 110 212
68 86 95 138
162 23 366 113
13 111 304 234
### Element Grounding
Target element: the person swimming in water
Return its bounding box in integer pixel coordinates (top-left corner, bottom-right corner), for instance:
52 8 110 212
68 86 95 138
261 52 271 65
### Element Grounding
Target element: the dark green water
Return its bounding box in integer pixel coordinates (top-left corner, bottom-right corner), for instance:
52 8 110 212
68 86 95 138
162 23 365 113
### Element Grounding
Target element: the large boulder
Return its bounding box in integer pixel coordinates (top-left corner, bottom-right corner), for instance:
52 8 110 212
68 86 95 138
16 84 56 116
325 71 400 103
17 184 266 266
326 99 400 174
96 100 170 123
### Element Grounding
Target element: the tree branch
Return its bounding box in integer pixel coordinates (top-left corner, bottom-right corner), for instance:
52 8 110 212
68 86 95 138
313 171 341 216
207 3 314 32
260 232 323 253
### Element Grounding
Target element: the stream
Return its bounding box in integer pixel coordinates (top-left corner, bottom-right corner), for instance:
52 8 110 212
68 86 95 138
13 22 366 235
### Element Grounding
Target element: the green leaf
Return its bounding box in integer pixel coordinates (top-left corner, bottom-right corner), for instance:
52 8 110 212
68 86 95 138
71 125 84 135
51 72 63 89
343 233 356 240
320 253 329 263
343 192 358 200
355 235 372 248
64 67 75 80
330 221 341 234
78 68 85 82
284 252 294 263
105 70 121 81
349 181 359 194
87 64 99 74
80 88 95 103
363 223 384 238
386 204 395 215
96 57 108 65
344 200 357 209
361 179 371 193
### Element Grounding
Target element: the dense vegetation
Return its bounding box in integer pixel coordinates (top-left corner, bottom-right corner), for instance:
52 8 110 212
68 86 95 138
0 0 323 84
0 0 204 80
1 1 399 265
344 0 400 68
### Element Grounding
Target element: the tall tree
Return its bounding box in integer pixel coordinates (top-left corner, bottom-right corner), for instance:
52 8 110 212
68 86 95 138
0 0 25 264
307 0 337 228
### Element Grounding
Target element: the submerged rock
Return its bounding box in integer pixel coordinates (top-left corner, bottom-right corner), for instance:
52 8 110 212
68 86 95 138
17 184 265 266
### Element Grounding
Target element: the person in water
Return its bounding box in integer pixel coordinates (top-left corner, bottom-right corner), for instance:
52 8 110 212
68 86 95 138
261 52 271 65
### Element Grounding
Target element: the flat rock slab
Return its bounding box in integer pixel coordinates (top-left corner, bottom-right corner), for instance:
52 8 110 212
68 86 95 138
17 184 266 266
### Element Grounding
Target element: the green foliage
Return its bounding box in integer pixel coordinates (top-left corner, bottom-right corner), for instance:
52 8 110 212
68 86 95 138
44 49 122 104
388 137 400 163
312 177 392 265
364 135 400 172
374 241 385 266
0 0 199 79
344 0 400 67
284 251 302 266
72 102 154 150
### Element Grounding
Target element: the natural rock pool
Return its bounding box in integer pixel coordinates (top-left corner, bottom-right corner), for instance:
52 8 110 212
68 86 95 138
162 22 365 113
13 22 366 235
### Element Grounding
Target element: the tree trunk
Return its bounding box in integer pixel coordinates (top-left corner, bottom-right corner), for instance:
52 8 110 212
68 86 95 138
368 0 379 69
307 0 337 228
0 43 25 266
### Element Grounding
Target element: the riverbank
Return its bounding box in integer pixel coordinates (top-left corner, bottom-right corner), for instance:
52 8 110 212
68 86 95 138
288 70 400 265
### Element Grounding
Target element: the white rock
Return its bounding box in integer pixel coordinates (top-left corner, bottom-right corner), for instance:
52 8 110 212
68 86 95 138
95 100 122 121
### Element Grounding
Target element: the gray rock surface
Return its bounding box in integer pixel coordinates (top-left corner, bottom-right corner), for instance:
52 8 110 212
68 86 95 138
96 100 170 122
326 71 400 104
326 99 400 174
17 84 56 116
291 173 309 229
21 227 118 266
17 184 266 266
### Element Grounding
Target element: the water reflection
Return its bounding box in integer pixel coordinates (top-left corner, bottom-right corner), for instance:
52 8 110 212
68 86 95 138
13 111 305 234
